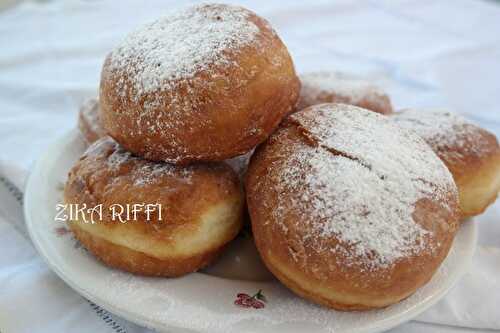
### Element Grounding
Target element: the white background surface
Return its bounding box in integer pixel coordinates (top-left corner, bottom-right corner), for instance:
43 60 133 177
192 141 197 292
1 0 500 332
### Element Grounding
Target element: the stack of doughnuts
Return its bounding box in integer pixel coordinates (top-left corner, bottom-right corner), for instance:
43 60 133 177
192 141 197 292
67 2 499 311
67 3 299 277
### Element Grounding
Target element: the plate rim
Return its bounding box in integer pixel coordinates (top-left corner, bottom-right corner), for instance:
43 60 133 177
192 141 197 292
24 129 478 333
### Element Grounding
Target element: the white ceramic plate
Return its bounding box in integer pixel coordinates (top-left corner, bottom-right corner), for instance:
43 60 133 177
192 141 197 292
25 129 477 333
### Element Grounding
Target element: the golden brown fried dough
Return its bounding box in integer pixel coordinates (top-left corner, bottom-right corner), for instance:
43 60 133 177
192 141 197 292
393 108 500 217
247 104 459 310
297 71 393 114
100 4 300 164
64 137 244 277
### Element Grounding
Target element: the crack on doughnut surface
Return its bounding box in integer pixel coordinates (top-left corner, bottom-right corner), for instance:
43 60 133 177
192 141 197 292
286 117 389 181
261 105 459 270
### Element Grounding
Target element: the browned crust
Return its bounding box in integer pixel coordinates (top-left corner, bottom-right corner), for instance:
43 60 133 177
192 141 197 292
70 223 225 277
100 5 300 165
259 249 430 311
64 137 244 277
296 73 393 115
298 91 393 115
433 125 499 183
392 110 500 217
78 98 107 145
246 106 458 310
456 152 500 217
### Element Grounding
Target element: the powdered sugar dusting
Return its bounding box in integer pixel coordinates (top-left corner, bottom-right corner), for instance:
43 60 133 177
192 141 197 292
108 3 260 95
392 108 494 159
299 71 388 110
271 104 456 269
85 137 193 187
46 125 473 333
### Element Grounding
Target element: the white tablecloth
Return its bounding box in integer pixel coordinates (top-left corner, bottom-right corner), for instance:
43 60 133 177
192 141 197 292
1 0 499 332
